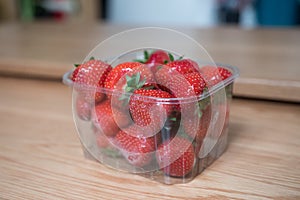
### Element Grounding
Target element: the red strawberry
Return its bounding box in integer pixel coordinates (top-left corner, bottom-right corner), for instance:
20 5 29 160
145 50 171 65
200 66 232 86
155 66 199 123
104 62 142 91
72 59 112 103
155 66 196 98
156 137 195 177
114 127 157 167
135 50 172 66
183 103 211 143
75 96 91 121
116 64 157 92
129 88 173 137
92 101 130 137
184 72 207 96
166 59 199 75
110 64 158 110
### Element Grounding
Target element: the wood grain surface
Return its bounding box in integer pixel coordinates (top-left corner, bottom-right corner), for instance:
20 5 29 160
0 23 300 102
0 77 299 200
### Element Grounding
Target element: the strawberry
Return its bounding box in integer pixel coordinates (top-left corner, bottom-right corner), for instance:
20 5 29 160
110 64 158 110
200 66 232 86
92 101 130 137
116 64 157 92
72 59 112 103
183 103 211 143
155 66 196 98
155 66 199 125
166 59 199 75
114 127 157 167
104 62 142 91
75 96 91 121
145 50 172 65
135 50 172 65
129 88 173 137
156 137 195 177
184 72 207 96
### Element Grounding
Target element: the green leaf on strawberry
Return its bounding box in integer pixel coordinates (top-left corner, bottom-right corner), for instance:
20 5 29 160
168 53 174 62
178 55 184 60
121 72 146 99
144 50 149 60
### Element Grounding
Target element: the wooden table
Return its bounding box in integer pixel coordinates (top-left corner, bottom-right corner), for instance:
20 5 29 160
0 23 300 199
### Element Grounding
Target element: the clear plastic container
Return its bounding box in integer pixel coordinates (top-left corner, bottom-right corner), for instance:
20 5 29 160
63 28 239 184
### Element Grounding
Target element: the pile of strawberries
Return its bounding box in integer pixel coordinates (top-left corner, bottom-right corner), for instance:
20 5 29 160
72 50 232 177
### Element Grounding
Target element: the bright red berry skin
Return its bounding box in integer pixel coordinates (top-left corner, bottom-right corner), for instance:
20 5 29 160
104 62 142 91
183 104 211 143
92 101 130 137
184 72 206 96
200 66 232 86
156 137 195 177
129 89 173 137
218 67 232 80
155 66 200 124
145 50 171 65
114 127 157 167
72 60 112 103
166 59 199 75
116 64 157 91
155 66 196 98
109 64 158 111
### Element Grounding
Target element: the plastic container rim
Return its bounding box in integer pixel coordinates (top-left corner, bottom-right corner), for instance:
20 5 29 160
63 64 239 103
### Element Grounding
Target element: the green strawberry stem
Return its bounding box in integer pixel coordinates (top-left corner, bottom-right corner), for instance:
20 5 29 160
178 55 184 60
133 50 150 63
119 72 147 105
74 56 96 67
168 53 174 62
144 50 149 60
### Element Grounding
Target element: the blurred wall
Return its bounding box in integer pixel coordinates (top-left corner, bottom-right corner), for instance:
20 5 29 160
0 0 100 23
256 0 299 26
107 0 218 27
0 0 18 21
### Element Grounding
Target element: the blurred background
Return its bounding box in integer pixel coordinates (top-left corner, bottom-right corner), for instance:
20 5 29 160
0 0 300 103
0 0 299 27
